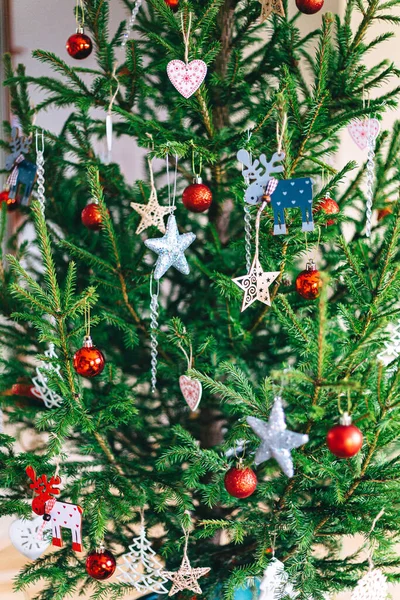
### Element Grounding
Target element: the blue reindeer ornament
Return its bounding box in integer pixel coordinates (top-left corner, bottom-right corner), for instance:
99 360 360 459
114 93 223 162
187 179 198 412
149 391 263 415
237 149 314 235
5 127 37 206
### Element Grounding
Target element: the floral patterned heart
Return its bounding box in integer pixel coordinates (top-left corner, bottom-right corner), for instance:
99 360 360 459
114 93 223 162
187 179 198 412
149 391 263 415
167 60 207 98
179 375 202 411
9 516 51 560
348 118 380 149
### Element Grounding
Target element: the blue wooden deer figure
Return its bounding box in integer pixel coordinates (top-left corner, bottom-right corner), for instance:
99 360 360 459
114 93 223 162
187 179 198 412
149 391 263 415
6 127 37 206
237 149 314 235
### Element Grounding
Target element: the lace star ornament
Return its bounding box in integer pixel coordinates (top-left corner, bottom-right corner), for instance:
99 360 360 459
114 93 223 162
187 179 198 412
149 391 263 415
131 187 174 235
247 396 309 477
351 568 388 600
162 555 210 596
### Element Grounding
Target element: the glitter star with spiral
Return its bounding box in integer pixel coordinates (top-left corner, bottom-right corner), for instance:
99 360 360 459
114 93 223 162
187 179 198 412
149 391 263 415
162 555 210 596
232 256 280 312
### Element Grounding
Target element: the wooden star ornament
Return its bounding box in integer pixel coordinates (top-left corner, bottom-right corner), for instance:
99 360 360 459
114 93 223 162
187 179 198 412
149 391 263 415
258 0 285 22
162 555 210 596
131 187 174 235
232 256 280 312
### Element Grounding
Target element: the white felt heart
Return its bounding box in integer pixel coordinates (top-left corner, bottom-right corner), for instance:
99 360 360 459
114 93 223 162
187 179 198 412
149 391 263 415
167 60 207 98
10 516 51 560
179 375 202 411
348 118 380 149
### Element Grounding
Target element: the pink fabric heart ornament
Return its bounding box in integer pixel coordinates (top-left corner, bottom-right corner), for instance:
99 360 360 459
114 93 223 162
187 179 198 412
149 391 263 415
167 60 207 98
348 118 380 150
179 375 202 411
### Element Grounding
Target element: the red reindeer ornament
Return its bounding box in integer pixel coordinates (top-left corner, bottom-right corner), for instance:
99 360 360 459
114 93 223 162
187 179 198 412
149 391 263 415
26 466 83 552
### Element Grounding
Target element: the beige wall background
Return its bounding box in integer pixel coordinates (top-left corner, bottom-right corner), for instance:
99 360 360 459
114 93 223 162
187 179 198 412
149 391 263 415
1 0 399 598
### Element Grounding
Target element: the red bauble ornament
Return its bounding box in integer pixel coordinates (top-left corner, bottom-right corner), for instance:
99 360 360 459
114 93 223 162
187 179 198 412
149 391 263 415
377 205 393 221
86 548 116 580
224 466 257 499
164 0 179 11
295 260 322 300
11 383 37 398
81 202 102 230
66 29 93 60
326 413 363 458
182 178 212 213
73 336 105 378
295 0 324 13
0 189 19 211
315 197 340 226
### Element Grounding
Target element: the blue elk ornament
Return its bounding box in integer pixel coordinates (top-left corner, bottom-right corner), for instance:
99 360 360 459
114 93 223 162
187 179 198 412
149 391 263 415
237 149 314 235
5 127 37 207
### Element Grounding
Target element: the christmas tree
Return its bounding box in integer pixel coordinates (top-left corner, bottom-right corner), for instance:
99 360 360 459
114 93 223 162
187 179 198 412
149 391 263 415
1 0 400 598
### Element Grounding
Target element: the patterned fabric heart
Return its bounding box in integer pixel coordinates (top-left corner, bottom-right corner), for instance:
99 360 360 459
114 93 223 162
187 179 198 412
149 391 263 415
179 375 202 411
167 60 207 98
348 118 380 149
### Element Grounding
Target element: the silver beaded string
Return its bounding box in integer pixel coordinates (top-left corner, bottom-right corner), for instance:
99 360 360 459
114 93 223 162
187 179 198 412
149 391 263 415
149 275 160 394
243 129 252 272
35 131 46 215
121 0 143 47
365 121 376 238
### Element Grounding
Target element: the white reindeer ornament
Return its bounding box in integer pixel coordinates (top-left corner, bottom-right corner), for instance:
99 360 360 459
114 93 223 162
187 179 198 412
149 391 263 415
26 466 83 552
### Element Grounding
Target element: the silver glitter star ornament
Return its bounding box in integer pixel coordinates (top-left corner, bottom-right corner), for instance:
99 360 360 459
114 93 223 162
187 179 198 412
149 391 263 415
144 214 196 280
247 396 309 477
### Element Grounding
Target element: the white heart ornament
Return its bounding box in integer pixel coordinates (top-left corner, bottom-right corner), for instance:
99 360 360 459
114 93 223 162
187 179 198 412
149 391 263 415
348 118 380 149
10 516 51 560
167 60 207 98
179 375 202 411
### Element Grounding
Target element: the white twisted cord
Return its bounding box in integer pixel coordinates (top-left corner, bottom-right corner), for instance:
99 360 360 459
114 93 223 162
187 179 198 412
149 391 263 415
36 132 45 215
150 292 159 394
244 204 252 272
365 130 376 238
121 0 143 47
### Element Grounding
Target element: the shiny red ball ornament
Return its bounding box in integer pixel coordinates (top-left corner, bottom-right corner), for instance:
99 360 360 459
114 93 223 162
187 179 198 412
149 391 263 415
224 466 257 499
315 197 340 226
0 189 19 211
326 413 363 458
182 178 213 213
164 0 179 11
295 260 322 300
11 383 37 399
295 0 324 13
73 335 105 378
81 202 102 230
66 29 93 60
86 548 116 580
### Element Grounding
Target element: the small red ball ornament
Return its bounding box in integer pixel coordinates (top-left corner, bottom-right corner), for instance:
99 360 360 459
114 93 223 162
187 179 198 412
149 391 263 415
326 413 363 458
0 189 19 211
81 202 102 230
182 178 213 213
295 261 322 300
224 465 257 499
295 0 324 13
86 548 116 580
315 197 340 226
73 336 105 378
164 0 179 11
66 29 93 60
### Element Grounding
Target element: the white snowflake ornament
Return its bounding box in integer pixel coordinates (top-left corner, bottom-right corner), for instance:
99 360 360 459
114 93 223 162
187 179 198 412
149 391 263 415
117 525 168 594
351 568 388 600
31 343 63 409
259 558 298 600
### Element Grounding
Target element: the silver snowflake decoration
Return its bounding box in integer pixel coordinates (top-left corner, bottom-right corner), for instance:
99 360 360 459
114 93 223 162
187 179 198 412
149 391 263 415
351 568 388 600
144 214 196 280
117 526 168 594
31 343 63 409
247 396 309 477
259 558 297 600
